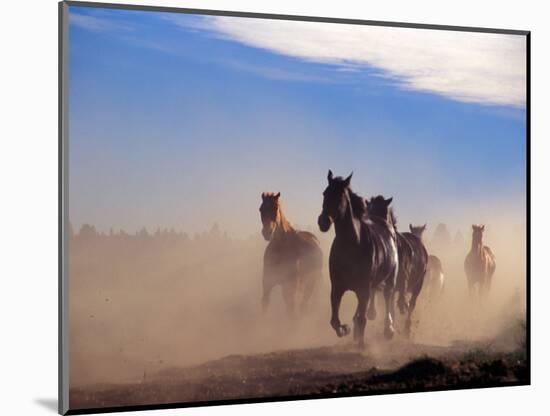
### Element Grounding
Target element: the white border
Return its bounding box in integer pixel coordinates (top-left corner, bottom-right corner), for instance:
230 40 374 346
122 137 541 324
1 1 548 415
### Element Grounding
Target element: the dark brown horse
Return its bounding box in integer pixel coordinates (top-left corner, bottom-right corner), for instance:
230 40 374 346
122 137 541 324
318 172 398 347
401 224 429 335
259 192 323 316
404 224 444 300
464 225 496 297
366 198 428 336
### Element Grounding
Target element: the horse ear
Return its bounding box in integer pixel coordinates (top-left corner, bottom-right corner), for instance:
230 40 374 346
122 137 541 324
344 172 353 186
481 224 485 231
423 223 427 230
385 197 393 206
261 192 266 200
327 170 333 183
275 192 281 199
409 224 413 232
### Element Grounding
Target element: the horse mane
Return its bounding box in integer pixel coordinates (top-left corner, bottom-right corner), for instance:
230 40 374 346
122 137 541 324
348 190 367 218
389 207 398 229
278 204 293 233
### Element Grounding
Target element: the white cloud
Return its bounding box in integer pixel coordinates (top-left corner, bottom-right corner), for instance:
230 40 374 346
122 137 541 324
177 16 526 107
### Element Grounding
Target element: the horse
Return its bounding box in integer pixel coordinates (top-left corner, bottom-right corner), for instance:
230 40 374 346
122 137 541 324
408 224 444 301
366 198 428 336
259 192 323 316
464 224 496 297
399 224 429 335
318 171 398 347
426 255 444 299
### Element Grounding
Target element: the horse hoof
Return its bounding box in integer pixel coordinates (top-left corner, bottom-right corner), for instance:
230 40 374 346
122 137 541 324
384 326 395 340
337 324 350 337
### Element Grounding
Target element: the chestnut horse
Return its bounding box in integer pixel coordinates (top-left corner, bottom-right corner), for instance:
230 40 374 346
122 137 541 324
464 225 496 297
318 172 398 347
259 192 323 316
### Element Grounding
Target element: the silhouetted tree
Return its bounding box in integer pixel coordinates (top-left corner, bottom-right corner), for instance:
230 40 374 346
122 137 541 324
79 224 97 239
137 227 150 238
209 223 221 239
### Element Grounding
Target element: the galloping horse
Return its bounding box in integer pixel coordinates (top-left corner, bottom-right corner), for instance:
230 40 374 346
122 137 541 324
366 197 428 336
464 225 496 297
408 224 444 301
259 192 323 316
318 171 398 347
400 224 429 335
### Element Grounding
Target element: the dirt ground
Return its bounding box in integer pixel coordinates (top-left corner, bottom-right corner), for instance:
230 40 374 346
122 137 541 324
69 334 527 410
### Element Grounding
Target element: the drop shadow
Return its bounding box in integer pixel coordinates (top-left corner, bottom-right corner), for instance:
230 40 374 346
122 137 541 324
34 398 58 413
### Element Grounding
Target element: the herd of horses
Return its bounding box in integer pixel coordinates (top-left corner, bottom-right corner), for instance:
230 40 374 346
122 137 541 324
259 170 497 347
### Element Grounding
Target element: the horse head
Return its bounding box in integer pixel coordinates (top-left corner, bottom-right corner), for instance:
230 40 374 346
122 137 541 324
471 224 485 243
318 170 353 232
409 223 427 238
259 192 281 241
365 195 394 223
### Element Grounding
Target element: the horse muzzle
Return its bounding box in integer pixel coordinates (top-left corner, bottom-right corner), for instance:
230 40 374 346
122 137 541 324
318 213 332 232
261 225 275 241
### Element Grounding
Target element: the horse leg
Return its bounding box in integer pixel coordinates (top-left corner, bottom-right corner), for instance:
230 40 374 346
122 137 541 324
478 278 485 298
486 272 494 295
483 262 495 297
478 271 487 298
468 277 475 298
405 287 420 338
261 276 275 314
481 276 491 298
330 285 350 337
282 279 297 318
383 281 395 340
300 272 318 314
367 289 377 320
353 288 369 348
396 271 408 314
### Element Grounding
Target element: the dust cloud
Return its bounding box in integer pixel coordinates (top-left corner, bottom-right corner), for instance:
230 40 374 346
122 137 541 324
69 208 526 388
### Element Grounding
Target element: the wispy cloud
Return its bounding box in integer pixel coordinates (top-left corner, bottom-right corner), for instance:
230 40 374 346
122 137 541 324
220 59 334 83
170 16 526 107
70 12 133 33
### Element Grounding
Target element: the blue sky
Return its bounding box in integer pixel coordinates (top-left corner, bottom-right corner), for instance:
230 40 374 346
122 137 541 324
68 6 527 236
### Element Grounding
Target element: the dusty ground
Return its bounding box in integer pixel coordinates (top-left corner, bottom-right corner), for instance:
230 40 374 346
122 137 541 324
68 224 527 412
69 334 527 411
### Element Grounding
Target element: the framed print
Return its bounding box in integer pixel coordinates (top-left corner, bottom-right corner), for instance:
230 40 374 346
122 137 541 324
59 1 530 414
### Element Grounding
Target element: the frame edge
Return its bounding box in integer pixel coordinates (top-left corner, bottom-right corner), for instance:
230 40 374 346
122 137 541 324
59 1 70 414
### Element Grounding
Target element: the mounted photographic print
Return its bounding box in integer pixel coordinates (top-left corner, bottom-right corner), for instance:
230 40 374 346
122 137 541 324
59 1 530 414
